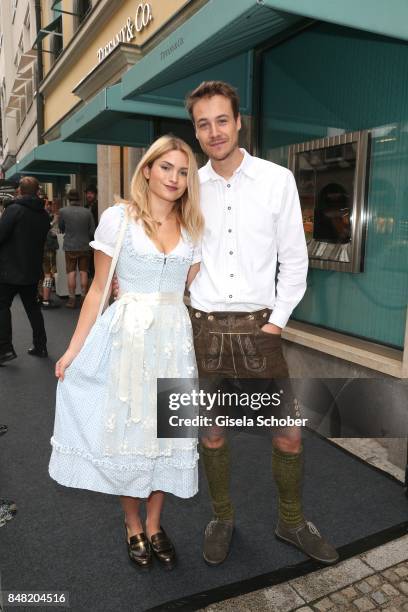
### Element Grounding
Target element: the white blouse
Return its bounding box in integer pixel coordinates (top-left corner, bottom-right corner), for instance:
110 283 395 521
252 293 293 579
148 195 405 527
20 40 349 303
90 204 201 264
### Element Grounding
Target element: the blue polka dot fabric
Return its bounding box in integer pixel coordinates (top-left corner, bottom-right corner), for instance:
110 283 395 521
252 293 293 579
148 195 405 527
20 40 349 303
49 205 199 499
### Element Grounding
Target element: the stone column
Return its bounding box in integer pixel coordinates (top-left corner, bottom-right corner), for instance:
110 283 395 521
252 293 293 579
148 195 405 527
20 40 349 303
97 144 121 217
123 146 146 199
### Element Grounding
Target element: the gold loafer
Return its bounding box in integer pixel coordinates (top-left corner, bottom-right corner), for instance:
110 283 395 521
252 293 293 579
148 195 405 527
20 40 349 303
125 525 152 569
149 527 176 570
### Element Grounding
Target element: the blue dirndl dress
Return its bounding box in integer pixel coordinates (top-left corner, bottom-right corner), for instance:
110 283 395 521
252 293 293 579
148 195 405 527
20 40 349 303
49 204 199 498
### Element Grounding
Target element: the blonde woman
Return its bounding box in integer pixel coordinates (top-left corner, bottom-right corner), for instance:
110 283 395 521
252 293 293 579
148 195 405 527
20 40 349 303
49 136 204 570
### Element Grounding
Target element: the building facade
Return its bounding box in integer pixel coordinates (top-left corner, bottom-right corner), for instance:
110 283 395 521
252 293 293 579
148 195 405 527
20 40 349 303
0 0 408 388
0 0 38 175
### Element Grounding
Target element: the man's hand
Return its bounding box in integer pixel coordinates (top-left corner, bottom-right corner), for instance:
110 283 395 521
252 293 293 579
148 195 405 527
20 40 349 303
261 322 282 335
112 274 120 299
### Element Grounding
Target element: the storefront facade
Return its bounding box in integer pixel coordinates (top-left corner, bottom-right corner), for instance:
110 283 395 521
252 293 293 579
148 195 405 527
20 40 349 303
33 0 408 378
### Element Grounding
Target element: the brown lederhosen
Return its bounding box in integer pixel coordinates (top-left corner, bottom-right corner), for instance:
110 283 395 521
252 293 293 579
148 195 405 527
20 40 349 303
189 307 300 436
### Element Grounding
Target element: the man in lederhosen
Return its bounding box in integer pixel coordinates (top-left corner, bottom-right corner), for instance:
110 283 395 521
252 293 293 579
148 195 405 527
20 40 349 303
186 81 338 567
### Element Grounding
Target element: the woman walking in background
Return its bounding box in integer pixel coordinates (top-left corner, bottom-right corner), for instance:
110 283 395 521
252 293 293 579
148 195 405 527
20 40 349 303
49 135 203 570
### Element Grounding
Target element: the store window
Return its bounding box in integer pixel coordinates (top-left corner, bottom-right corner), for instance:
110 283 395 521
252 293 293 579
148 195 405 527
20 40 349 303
49 17 63 64
11 0 18 24
73 0 91 30
260 22 408 348
23 6 31 50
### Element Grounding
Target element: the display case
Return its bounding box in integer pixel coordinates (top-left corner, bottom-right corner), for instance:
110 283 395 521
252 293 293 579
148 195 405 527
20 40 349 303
288 131 370 272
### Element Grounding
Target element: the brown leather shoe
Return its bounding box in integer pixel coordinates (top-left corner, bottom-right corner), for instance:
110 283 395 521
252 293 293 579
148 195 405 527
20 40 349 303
125 525 152 569
275 520 339 565
149 527 176 570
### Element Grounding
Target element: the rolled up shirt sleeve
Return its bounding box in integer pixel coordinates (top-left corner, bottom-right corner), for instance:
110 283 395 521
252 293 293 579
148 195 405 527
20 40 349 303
269 170 308 329
89 205 122 257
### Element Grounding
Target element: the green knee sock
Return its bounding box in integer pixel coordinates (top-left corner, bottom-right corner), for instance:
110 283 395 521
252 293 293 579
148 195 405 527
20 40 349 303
200 441 234 521
272 444 304 528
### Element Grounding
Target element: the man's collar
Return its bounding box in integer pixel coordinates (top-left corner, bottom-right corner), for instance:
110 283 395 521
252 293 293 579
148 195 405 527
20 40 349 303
200 149 257 183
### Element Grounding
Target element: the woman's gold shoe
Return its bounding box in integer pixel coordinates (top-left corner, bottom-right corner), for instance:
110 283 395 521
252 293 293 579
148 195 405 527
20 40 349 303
125 524 152 569
149 527 176 570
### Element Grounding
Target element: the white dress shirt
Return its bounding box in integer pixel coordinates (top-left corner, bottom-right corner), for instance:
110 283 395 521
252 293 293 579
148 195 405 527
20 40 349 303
189 149 308 329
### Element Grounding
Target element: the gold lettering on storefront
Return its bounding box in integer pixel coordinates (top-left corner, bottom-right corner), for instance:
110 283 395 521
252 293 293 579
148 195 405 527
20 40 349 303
97 3 153 63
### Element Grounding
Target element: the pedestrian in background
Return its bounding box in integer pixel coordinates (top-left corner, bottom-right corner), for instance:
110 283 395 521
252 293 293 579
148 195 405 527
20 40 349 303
0 176 50 363
84 185 98 279
58 189 95 308
84 184 98 226
41 197 60 309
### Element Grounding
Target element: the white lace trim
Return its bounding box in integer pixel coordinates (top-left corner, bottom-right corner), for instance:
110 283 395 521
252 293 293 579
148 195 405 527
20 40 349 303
51 437 199 471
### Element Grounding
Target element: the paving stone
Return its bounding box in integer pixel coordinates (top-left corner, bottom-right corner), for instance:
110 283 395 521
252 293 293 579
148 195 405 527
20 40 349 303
395 564 408 577
366 575 382 588
203 586 304 612
262 583 305 611
295 608 314 612
381 583 399 597
313 598 334 611
330 592 349 605
356 581 372 594
383 598 408 611
289 559 373 602
361 536 408 571
340 586 358 600
370 590 387 605
398 580 408 596
381 569 400 583
354 596 375 611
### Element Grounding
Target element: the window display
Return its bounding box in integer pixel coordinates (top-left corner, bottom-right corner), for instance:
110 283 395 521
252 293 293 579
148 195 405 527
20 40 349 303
288 131 370 272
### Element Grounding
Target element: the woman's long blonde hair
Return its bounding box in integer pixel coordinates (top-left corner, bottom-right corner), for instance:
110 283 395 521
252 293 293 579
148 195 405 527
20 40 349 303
125 135 204 243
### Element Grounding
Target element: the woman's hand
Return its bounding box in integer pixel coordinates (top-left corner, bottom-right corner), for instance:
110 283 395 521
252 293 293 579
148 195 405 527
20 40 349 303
55 349 77 381
186 263 200 289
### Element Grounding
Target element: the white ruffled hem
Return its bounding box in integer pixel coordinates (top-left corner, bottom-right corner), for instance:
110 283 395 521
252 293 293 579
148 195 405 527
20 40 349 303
49 440 199 499
50 437 199 470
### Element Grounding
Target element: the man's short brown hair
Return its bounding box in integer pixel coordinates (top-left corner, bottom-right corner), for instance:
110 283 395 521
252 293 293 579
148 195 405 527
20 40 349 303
19 176 40 196
185 81 240 122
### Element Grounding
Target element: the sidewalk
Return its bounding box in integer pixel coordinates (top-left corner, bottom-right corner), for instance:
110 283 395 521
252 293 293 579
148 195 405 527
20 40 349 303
203 535 408 611
202 438 407 612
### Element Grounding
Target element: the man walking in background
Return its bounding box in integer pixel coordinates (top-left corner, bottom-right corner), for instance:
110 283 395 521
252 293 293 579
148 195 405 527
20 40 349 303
84 184 98 226
0 176 50 363
59 189 95 308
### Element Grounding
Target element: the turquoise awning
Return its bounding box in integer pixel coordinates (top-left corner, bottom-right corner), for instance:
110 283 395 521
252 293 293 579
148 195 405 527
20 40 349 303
61 84 187 145
121 0 408 98
121 0 305 98
62 51 254 144
262 0 408 42
7 141 97 177
5 163 70 183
